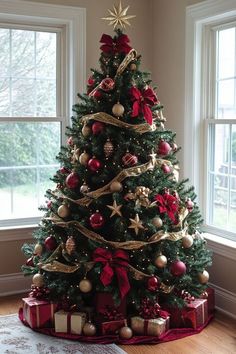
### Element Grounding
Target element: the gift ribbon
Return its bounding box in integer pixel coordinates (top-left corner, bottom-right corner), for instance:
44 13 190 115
143 319 149 335
93 248 130 299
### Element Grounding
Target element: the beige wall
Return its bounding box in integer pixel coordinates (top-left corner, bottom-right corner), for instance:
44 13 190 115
152 0 205 168
27 0 154 75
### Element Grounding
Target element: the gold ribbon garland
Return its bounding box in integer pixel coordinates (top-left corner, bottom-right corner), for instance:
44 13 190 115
46 218 187 250
89 48 137 97
51 156 172 207
115 48 137 78
41 259 150 281
82 112 156 133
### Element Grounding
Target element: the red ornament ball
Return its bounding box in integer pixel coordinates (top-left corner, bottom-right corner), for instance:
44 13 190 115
60 166 70 174
92 89 102 100
157 140 171 156
100 77 115 91
26 256 34 267
161 163 171 174
122 152 138 167
147 276 159 292
89 212 105 229
88 158 102 172
67 136 74 146
46 200 52 209
92 121 105 135
170 260 186 277
186 198 194 211
87 76 95 86
45 236 57 251
66 172 80 189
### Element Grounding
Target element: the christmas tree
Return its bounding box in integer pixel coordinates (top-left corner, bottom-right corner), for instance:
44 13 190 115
22 1 212 339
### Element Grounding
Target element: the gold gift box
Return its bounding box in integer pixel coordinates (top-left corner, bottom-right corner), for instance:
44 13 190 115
131 316 169 337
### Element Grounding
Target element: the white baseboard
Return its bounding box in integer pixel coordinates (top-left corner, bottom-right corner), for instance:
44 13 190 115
0 272 31 297
210 282 236 319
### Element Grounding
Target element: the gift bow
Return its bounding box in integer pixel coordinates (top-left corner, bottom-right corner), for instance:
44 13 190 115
100 33 132 55
139 298 169 319
129 86 158 125
93 248 130 299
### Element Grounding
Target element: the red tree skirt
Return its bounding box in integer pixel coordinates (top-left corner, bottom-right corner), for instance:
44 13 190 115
18 308 213 345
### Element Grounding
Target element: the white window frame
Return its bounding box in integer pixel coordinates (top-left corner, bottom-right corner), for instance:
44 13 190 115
0 0 86 238
185 0 236 249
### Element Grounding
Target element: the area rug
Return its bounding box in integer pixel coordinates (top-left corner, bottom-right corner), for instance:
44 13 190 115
0 314 127 354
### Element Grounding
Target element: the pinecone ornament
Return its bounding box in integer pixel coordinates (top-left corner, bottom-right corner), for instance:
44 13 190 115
65 236 76 255
104 139 114 157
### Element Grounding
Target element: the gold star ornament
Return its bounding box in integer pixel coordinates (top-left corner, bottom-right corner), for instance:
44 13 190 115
102 1 136 29
128 213 145 235
107 200 123 217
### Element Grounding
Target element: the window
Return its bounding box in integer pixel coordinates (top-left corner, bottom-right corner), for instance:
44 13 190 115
185 0 236 242
0 27 60 225
0 0 86 230
206 23 236 238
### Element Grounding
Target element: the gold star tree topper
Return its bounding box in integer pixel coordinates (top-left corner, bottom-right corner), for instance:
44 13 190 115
102 1 136 29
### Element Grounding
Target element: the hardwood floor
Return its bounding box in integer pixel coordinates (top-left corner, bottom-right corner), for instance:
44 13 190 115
0 294 236 354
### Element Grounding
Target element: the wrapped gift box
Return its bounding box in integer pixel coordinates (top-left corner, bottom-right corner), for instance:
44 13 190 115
100 319 126 335
200 287 215 315
54 310 86 334
184 299 208 329
95 292 126 317
163 298 208 329
131 316 170 337
22 297 58 329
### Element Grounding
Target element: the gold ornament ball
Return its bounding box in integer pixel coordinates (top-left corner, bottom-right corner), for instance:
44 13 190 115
130 63 137 71
32 273 44 287
82 125 91 137
155 254 168 268
34 243 43 256
57 204 70 218
119 326 133 339
110 181 123 193
79 278 92 293
182 235 194 248
112 102 125 117
152 216 163 228
79 152 90 166
198 270 209 284
83 322 97 336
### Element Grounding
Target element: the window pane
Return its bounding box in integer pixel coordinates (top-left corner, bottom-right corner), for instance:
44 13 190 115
218 27 235 79
0 28 57 117
0 122 60 221
0 29 10 77
12 30 35 78
208 123 236 233
216 26 236 119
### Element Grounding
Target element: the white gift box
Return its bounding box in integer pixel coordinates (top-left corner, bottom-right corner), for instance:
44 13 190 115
54 310 86 335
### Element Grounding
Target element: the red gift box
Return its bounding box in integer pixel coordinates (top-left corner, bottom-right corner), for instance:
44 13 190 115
183 299 208 329
200 287 215 315
163 299 208 329
100 319 126 335
22 297 58 329
95 292 126 317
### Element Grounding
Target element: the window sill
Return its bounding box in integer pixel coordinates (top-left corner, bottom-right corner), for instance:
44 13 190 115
0 224 37 242
204 232 236 261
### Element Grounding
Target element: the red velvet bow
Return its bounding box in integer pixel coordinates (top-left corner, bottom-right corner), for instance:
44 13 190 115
100 33 132 55
154 192 179 223
93 248 130 299
129 86 158 125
